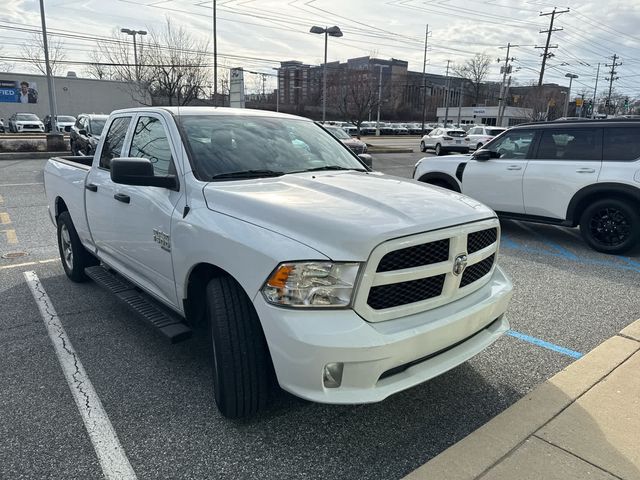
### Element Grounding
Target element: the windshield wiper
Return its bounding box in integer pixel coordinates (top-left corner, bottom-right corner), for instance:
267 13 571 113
209 169 285 180
292 165 368 173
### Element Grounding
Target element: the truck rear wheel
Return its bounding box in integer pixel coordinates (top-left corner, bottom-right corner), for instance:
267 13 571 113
206 276 273 418
579 199 640 254
57 211 98 282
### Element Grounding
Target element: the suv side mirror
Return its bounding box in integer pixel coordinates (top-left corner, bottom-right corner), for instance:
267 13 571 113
473 149 491 161
78 129 87 136
111 157 178 189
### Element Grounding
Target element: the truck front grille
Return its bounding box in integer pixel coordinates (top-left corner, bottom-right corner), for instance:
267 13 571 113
355 219 500 322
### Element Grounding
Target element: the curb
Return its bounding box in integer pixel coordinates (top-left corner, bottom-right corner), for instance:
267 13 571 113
368 148 415 154
0 151 69 161
403 318 640 480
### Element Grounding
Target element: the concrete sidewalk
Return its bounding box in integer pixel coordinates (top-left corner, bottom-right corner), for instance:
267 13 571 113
405 319 640 480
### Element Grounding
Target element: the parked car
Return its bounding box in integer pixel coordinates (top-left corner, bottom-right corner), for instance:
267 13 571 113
420 127 470 155
0 118 5 133
44 115 77 133
8 113 45 133
413 119 640 254
467 126 507 150
392 124 409 135
324 125 368 154
69 114 108 156
44 106 512 418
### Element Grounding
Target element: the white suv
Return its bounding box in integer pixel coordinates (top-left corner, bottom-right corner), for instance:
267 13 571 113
420 127 470 155
467 126 507 150
413 119 640 254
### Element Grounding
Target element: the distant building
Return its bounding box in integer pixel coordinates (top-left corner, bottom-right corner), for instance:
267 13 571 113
0 71 150 119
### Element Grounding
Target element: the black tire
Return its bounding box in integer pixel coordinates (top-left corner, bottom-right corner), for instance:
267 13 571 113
206 276 273 419
56 211 98 282
435 143 443 156
420 141 426 152
428 179 452 190
70 140 77 155
579 199 640 254
463 149 470 154
476 143 483 150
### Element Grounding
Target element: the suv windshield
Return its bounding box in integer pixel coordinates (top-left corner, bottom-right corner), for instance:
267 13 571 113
90 119 106 135
16 114 39 121
179 115 366 180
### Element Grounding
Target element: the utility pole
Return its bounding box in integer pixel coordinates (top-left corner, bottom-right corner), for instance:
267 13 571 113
457 84 463 125
536 7 569 86
443 59 451 126
592 62 600 118
213 0 218 106
499 76 512 126
497 43 516 125
375 64 389 136
420 24 430 134
605 54 621 116
39 0 58 141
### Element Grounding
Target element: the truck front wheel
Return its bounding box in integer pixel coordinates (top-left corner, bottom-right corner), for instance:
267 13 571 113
206 276 273 418
57 211 98 282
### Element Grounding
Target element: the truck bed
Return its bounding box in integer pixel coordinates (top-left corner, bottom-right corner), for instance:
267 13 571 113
50 155 93 169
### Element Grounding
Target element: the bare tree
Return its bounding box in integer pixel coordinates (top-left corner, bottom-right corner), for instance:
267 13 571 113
453 53 491 105
331 70 379 135
0 46 14 72
22 33 67 75
99 18 211 106
84 50 113 80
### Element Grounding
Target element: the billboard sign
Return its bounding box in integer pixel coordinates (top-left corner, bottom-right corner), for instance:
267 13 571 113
229 68 245 108
0 79 39 103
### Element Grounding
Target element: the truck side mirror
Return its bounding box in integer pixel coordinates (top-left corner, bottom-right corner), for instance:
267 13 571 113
358 153 373 169
111 157 178 189
78 129 87 136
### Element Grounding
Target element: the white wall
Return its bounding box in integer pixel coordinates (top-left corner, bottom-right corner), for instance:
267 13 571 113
0 71 150 121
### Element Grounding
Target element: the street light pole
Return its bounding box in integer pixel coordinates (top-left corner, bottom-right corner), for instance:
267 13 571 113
376 64 384 136
564 73 578 117
310 25 343 123
39 0 57 136
120 28 147 81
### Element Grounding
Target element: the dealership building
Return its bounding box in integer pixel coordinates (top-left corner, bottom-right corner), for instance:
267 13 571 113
0 71 150 121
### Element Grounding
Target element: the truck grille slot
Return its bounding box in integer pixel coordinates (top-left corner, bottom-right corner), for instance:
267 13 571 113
467 227 497 254
367 275 445 310
377 239 449 272
461 254 495 287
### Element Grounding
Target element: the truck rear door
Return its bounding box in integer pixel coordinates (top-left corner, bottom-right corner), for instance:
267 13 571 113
86 113 183 308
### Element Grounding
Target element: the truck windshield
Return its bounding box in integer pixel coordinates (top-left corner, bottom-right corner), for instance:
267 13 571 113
179 115 366 180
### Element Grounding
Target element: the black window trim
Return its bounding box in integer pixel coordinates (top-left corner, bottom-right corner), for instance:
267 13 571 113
531 126 603 161
602 126 640 162
127 113 180 179
97 115 133 172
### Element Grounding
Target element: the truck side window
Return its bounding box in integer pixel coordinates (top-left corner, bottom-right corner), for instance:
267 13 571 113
129 116 174 176
99 117 131 170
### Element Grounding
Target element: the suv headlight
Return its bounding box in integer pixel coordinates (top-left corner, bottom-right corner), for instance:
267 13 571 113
262 262 360 307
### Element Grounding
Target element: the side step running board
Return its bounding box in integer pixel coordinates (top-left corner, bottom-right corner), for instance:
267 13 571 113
85 266 192 343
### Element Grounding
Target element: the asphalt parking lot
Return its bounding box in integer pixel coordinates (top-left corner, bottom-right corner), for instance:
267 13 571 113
1 155 639 480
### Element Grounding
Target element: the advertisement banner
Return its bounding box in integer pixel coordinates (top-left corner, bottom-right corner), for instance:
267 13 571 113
0 79 39 103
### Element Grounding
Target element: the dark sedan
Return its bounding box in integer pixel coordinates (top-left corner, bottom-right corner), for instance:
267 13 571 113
69 114 108 156
324 125 368 154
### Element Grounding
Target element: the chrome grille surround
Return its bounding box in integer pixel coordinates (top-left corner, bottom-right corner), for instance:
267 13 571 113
353 218 500 323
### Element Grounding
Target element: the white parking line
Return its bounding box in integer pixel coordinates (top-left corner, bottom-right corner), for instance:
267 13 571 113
0 258 59 270
24 271 137 480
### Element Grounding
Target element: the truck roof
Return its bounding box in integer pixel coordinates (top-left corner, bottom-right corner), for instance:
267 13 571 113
110 106 309 121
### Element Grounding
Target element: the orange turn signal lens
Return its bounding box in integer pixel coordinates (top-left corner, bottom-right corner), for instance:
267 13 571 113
267 264 294 288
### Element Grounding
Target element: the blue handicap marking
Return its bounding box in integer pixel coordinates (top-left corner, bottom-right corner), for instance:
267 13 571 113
507 330 583 359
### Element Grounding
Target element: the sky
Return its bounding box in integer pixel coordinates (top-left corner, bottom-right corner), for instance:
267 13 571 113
2 0 640 98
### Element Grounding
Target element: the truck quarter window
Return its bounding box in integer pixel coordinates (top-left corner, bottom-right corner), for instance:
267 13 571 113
129 116 174 176
99 117 131 170
536 128 601 161
603 127 640 161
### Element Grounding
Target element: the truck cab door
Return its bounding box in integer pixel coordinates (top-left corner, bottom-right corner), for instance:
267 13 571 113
461 129 538 214
106 114 183 307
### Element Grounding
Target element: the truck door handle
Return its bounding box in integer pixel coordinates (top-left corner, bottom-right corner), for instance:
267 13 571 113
85 183 98 192
114 193 130 204
576 168 596 173
506 165 522 170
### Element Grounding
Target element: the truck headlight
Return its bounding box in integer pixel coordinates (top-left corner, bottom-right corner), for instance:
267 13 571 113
262 262 360 307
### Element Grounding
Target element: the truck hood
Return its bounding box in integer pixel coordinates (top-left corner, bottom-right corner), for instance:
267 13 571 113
202 171 495 260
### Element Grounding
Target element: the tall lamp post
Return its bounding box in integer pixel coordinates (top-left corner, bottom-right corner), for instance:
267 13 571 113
373 64 390 136
120 28 147 80
563 73 579 117
310 25 343 123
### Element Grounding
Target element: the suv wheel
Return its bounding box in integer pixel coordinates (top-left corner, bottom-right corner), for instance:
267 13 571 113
435 143 442 156
476 142 483 150
420 141 426 152
579 199 640 254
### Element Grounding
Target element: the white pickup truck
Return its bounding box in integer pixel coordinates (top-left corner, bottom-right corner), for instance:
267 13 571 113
44 107 513 418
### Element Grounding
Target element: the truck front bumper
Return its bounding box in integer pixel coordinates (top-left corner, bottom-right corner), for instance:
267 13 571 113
254 265 512 404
